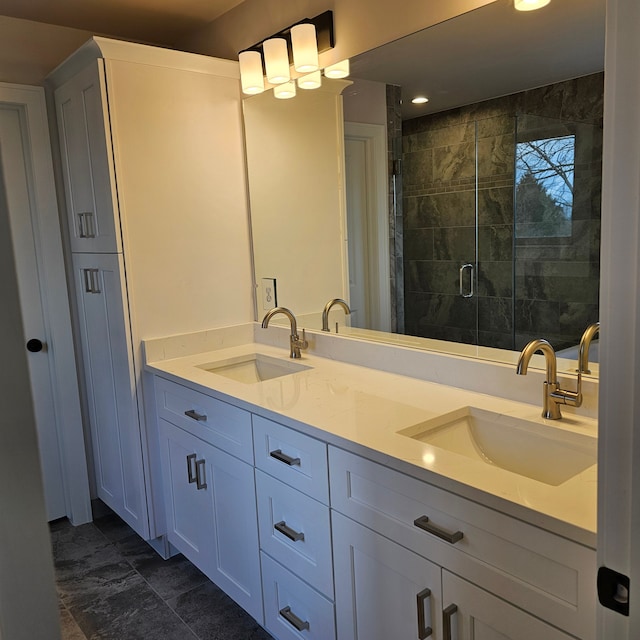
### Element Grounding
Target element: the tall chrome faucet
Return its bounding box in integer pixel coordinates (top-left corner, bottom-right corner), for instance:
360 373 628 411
322 298 351 332
516 338 582 419
261 306 308 359
578 322 600 374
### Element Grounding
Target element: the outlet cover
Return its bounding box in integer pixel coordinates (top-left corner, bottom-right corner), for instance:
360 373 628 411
261 278 277 311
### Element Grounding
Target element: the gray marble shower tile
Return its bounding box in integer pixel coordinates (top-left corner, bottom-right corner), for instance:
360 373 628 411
559 73 604 124
477 262 513 298
433 227 475 261
404 261 460 296
403 148 433 189
478 296 513 334
168 581 272 640
69 579 195 640
515 298 561 335
559 302 600 335
477 134 515 179
432 142 476 183
116 534 209 601
404 228 434 261
478 224 513 262
404 190 476 229
476 114 515 139
478 187 514 225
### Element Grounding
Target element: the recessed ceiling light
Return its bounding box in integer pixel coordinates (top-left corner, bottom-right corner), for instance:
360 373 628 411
514 0 551 11
412 96 429 104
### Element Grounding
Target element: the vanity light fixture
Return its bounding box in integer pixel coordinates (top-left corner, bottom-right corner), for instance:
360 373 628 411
238 11 335 96
514 0 551 10
412 96 429 104
274 81 297 99
298 70 322 90
238 50 265 95
291 23 319 73
324 59 350 79
263 37 290 84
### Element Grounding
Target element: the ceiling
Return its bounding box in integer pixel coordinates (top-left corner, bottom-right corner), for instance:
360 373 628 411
0 0 246 46
349 0 605 119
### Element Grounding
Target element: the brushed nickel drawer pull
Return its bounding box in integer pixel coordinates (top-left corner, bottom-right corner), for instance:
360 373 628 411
414 516 463 544
195 458 207 490
274 520 305 542
279 606 309 632
417 588 433 639
184 409 207 421
443 603 458 640
269 449 301 466
186 453 197 484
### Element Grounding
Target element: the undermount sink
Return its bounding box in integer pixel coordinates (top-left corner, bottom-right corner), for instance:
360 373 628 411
197 353 311 384
398 406 596 486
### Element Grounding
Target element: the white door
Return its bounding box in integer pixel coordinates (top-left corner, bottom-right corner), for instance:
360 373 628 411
344 122 391 332
0 84 91 525
1 106 65 520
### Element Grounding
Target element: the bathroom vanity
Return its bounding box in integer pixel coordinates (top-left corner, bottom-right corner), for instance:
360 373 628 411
144 324 597 640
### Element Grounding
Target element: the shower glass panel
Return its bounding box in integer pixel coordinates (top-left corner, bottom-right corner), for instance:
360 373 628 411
403 112 601 352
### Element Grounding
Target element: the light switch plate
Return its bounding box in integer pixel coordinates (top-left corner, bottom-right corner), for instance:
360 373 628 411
261 278 277 311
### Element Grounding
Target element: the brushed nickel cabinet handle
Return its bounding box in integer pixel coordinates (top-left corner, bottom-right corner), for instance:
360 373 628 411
186 453 197 484
414 516 463 544
195 458 207 490
83 268 101 294
78 212 96 238
269 449 301 466
279 606 309 632
417 588 433 639
443 603 458 640
274 520 305 542
184 409 207 421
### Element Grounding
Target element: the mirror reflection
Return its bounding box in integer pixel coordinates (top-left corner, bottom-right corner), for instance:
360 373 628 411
243 0 605 373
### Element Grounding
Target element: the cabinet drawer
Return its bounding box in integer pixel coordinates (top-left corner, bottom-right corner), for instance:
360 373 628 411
256 470 333 598
253 416 328 504
155 377 253 463
329 446 596 640
261 552 335 640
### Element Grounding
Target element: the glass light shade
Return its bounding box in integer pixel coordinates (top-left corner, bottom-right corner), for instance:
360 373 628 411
274 81 296 99
238 50 265 95
514 0 551 10
324 59 350 79
263 37 290 84
291 23 319 73
298 70 322 90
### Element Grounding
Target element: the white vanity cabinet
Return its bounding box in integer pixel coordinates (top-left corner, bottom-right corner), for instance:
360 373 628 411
329 446 596 640
156 378 262 622
48 37 251 540
253 416 336 640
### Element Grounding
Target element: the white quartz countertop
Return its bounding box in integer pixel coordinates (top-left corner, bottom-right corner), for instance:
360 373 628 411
145 340 597 546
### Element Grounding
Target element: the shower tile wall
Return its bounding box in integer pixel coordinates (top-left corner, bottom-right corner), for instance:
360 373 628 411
401 73 603 350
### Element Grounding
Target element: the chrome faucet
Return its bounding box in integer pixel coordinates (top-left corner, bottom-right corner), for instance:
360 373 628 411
261 306 308 359
322 298 351 332
578 322 600 374
516 338 582 419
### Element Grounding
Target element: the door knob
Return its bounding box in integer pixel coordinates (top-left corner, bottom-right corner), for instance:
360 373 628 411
26 338 44 352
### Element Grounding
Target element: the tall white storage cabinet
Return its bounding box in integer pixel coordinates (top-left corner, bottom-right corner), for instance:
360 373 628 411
48 38 254 540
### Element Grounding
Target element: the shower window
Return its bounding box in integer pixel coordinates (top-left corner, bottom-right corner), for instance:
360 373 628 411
515 133 576 238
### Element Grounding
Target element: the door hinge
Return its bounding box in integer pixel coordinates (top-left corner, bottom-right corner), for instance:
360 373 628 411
597 566 630 616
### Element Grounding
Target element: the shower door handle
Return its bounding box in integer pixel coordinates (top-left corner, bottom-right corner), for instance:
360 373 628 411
459 263 474 298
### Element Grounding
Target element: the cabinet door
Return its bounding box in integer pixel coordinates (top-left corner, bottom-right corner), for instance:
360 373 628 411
72 252 149 537
55 61 121 253
158 419 262 623
333 511 442 640
441 572 574 640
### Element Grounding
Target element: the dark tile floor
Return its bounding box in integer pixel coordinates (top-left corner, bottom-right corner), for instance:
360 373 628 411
51 502 273 639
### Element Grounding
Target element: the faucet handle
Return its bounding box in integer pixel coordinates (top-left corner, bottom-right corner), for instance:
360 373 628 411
295 328 308 350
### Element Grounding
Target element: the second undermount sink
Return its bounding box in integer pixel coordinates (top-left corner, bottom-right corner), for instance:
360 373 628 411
197 353 311 384
398 406 596 486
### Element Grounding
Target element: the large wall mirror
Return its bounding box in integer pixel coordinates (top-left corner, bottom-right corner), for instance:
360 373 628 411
243 0 605 374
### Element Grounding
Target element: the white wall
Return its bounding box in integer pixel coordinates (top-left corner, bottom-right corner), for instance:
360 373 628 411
0 165 60 639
